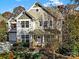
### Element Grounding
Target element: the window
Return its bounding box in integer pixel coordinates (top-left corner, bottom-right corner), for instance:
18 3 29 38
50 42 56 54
21 21 25 28
21 21 29 28
26 35 29 40
37 36 41 44
26 21 29 27
21 35 25 40
39 16 43 26
39 21 42 26
62 21 64 24
36 9 39 12
44 21 48 27
21 35 29 42
50 20 52 26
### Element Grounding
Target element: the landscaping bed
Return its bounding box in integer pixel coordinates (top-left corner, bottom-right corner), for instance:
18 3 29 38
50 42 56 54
0 53 9 59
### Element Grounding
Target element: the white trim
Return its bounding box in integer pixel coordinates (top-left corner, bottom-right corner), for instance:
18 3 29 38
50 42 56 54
8 17 14 22
15 11 24 20
27 2 38 12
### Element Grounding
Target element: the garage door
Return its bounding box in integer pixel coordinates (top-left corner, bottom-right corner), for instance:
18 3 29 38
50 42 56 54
9 32 16 43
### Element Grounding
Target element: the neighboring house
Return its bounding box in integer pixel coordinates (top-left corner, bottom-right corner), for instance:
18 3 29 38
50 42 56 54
8 17 17 43
8 2 64 47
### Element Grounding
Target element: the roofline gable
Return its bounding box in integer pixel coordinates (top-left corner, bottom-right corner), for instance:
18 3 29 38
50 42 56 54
28 2 57 19
15 11 35 20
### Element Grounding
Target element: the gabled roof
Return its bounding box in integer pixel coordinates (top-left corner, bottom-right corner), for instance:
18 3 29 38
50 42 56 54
8 17 15 22
25 11 35 20
28 2 56 19
15 11 35 20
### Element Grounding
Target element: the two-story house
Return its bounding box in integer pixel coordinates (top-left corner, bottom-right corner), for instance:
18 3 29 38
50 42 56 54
8 2 64 47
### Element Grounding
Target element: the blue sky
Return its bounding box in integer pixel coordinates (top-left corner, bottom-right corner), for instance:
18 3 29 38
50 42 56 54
0 0 71 13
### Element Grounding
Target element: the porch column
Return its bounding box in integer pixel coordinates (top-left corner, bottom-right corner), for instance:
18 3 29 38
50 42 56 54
30 35 32 42
42 35 45 47
30 34 32 48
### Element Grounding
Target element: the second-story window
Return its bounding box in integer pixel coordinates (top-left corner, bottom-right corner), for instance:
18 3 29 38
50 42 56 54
44 21 48 27
36 9 39 12
62 21 64 24
21 21 25 28
39 15 43 26
21 21 29 28
26 21 29 28
50 20 52 26
39 21 42 26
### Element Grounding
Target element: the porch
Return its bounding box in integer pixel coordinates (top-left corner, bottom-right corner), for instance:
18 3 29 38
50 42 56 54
29 29 61 48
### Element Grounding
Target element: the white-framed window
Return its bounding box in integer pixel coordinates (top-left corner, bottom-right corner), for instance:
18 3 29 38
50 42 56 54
26 21 29 27
21 21 29 28
21 21 25 28
21 35 29 42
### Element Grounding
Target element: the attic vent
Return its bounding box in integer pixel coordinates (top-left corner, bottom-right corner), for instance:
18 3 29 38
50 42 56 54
23 12 25 14
36 9 39 12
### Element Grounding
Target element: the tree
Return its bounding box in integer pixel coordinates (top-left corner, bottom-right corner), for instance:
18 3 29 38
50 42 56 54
71 0 79 4
57 3 79 56
2 12 13 19
67 14 79 56
62 11 79 56
0 20 7 42
68 14 79 40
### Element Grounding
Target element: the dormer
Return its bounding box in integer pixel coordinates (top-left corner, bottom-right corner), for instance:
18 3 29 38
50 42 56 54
15 11 36 32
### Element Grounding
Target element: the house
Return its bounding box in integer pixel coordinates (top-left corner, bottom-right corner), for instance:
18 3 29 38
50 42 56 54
8 17 17 43
8 2 64 47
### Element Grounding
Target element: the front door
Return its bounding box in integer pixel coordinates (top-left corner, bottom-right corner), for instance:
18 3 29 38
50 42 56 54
36 36 42 46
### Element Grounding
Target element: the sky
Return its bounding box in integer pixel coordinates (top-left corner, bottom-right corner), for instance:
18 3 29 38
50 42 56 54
0 0 71 13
